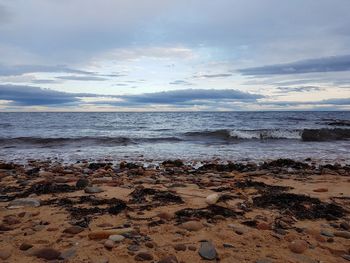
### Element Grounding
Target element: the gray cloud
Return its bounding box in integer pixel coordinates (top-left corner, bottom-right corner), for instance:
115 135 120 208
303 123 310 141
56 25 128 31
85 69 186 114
239 55 350 76
169 80 193 85
0 84 95 106
0 64 95 77
276 86 323 93
263 98 350 107
193 73 232 79
56 75 107 81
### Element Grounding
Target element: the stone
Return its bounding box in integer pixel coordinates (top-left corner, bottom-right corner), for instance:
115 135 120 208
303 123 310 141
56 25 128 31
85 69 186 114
135 252 153 261
334 231 350 239
128 245 140 252
320 230 334 237
8 198 40 208
206 193 220 205
174 244 186 251
340 222 350 230
199 241 217 260
289 240 308 254
63 226 84 235
76 178 89 188
32 248 61 260
188 245 197 251
145 242 154 248
342 255 350 261
256 222 271 230
84 186 104 194
109 234 125 242
157 212 173 221
179 221 203 231
223 243 234 248
158 255 179 263
19 243 33 251
104 240 115 249
313 188 328 192
0 248 11 260
3 215 20 225
88 228 133 240
59 248 77 260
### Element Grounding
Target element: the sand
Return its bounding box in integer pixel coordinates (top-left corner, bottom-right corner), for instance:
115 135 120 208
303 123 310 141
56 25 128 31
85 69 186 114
0 159 349 263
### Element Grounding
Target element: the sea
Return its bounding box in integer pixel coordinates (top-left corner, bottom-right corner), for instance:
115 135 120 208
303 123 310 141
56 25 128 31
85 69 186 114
0 111 349 164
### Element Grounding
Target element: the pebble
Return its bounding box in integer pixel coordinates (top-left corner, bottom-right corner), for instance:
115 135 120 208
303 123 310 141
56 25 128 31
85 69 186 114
320 230 334 237
88 228 133 240
158 255 179 263
3 215 21 225
128 245 140 252
63 226 85 235
223 243 234 248
334 231 350 239
206 193 220 205
32 247 61 260
19 243 33 251
157 212 173 221
188 245 197 251
84 186 104 193
104 240 115 249
8 198 40 208
256 222 271 230
0 248 11 260
289 240 308 254
134 252 153 261
342 255 350 261
76 178 89 188
340 222 350 230
109 234 125 242
145 242 154 248
174 244 186 251
313 188 328 192
179 221 203 231
60 248 77 260
199 241 217 260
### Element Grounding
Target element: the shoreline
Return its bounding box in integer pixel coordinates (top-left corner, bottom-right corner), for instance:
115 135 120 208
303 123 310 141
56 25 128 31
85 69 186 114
0 159 350 262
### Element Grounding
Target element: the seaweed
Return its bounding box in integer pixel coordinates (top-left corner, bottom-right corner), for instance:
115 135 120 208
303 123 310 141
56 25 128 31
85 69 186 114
235 180 291 193
261 159 309 170
129 187 184 205
253 192 345 220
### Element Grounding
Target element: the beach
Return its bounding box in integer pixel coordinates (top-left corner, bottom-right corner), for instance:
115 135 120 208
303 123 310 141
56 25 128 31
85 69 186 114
0 158 350 262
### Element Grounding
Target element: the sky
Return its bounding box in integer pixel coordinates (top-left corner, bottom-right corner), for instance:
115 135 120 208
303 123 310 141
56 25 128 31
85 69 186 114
0 0 350 111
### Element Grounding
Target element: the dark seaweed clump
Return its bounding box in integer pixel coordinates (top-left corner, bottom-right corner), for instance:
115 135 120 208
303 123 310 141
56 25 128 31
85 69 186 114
253 192 345 220
129 187 184 205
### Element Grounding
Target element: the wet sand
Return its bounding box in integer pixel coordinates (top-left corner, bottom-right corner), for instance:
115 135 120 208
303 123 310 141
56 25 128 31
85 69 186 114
0 159 350 263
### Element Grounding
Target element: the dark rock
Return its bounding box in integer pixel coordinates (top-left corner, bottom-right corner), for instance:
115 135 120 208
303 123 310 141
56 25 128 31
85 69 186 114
32 248 61 260
198 241 217 260
174 244 186 251
158 255 179 263
135 252 153 261
19 243 33 251
76 178 89 189
63 226 84 235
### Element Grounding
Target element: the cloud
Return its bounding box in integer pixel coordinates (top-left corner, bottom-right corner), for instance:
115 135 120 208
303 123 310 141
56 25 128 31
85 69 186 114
169 80 193 85
119 89 263 105
0 84 95 106
275 86 323 93
0 64 95 77
193 73 232 79
239 55 350 76
56 75 107 81
0 4 11 25
263 98 350 107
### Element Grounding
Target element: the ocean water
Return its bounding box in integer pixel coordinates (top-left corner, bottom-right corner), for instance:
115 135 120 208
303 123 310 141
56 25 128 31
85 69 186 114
0 111 349 164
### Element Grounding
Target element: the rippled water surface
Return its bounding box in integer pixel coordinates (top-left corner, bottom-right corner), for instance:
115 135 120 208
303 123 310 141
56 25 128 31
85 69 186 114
0 112 349 163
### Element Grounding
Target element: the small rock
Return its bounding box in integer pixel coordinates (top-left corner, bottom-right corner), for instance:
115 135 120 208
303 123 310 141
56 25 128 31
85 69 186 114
256 222 271 230
145 242 154 248
158 255 179 263
88 228 133 240
342 255 350 261
313 188 328 192
32 248 61 260
63 226 84 235
320 230 334 237
340 222 350 230
289 240 308 254
223 243 234 248
188 245 197 251
179 221 203 231
8 198 40 208
334 231 350 239
206 193 220 205
109 234 125 242
157 212 173 221
76 178 89 189
3 215 20 225
128 245 140 252
0 248 11 260
199 241 217 260
135 252 153 261
104 240 115 249
174 244 186 251
19 243 33 251
84 186 103 194
59 248 77 260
